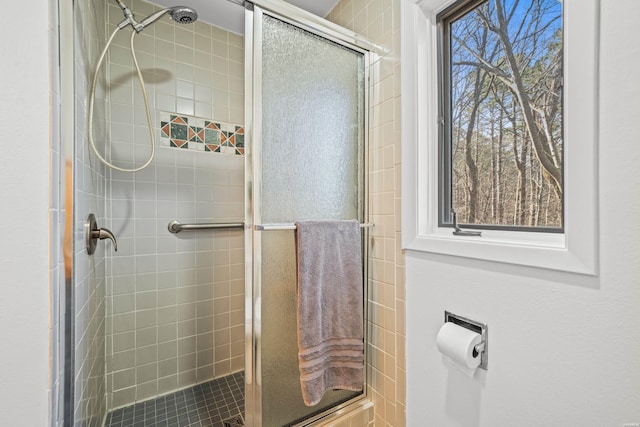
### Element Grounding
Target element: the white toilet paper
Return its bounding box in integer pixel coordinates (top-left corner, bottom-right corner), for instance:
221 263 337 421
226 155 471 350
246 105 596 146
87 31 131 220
436 322 482 370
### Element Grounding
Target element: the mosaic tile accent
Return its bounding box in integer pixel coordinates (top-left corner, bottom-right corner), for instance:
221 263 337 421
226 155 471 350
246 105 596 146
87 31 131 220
160 112 245 156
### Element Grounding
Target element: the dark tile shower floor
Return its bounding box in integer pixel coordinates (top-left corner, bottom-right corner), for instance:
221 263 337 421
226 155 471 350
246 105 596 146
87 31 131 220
105 371 245 427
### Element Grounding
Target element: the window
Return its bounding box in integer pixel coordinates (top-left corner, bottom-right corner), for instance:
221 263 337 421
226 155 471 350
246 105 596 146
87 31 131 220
439 0 563 233
401 0 598 274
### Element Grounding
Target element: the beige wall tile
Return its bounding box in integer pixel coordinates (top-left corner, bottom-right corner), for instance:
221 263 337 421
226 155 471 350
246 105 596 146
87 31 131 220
326 0 405 423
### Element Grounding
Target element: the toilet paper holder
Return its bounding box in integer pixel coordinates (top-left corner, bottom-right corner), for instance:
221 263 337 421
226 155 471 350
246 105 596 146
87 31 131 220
444 311 488 370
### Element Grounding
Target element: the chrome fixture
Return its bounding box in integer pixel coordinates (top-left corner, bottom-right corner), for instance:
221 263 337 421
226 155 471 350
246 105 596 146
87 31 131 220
88 1 199 173
114 0 198 33
168 221 245 234
85 214 118 255
254 222 374 231
167 221 374 233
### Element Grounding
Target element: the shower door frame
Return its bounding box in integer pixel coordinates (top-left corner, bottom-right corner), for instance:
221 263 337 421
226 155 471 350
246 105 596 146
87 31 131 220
243 1 374 425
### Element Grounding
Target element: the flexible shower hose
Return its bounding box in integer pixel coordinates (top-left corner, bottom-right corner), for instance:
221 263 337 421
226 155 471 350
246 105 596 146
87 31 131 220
88 27 155 172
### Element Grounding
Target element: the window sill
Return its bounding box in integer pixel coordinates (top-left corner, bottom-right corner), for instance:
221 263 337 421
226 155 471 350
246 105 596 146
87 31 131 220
404 229 597 275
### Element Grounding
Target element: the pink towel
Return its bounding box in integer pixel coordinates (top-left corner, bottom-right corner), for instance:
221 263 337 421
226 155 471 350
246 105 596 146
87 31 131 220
295 220 364 406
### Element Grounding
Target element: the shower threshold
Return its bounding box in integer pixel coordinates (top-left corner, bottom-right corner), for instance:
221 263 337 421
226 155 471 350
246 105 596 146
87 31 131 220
104 371 244 427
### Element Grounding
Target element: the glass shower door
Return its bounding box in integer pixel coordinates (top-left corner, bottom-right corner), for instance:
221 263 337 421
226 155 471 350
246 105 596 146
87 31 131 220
245 4 368 426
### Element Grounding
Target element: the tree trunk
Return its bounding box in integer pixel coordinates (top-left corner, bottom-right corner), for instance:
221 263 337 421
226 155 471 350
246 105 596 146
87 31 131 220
494 0 563 197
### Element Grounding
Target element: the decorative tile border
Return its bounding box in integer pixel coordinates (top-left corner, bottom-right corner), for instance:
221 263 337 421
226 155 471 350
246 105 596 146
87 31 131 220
159 112 244 156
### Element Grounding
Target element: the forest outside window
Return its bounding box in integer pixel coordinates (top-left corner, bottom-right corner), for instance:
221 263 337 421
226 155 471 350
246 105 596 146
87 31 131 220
401 0 597 273
438 0 563 233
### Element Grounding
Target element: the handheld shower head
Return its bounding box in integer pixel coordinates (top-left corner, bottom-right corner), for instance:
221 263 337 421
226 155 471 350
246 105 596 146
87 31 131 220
137 6 198 31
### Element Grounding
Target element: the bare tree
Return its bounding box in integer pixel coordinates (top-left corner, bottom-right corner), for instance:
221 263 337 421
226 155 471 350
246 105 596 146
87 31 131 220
448 0 562 227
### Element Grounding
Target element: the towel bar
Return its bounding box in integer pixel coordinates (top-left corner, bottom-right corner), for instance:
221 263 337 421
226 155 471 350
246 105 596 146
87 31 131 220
255 222 374 231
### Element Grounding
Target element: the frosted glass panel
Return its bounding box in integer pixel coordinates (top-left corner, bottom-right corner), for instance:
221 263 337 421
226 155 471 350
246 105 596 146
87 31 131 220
261 232 356 426
261 15 364 223
258 14 365 427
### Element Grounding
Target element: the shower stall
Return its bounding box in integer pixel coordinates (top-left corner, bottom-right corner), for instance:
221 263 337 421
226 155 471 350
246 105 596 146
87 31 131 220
63 0 371 426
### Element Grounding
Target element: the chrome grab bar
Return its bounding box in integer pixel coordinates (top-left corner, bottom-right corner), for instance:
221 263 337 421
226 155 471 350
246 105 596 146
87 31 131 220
254 222 374 231
168 220 245 234
169 221 373 233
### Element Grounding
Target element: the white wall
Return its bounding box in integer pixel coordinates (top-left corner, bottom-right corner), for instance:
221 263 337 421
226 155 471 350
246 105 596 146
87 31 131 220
0 0 51 424
405 1 640 426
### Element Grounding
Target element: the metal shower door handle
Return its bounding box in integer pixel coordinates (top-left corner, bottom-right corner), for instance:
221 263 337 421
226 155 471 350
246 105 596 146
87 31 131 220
85 213 118 255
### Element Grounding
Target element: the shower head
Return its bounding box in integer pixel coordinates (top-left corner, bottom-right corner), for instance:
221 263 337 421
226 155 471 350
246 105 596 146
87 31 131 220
169 7 198 24
138 6 198 31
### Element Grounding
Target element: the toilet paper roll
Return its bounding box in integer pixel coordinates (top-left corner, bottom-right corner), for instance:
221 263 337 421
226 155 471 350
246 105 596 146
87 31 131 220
436 322 482 370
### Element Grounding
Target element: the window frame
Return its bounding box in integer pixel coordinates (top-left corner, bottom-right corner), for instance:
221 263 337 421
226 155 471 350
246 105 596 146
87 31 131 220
438 0 565 234
401 0 599 275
